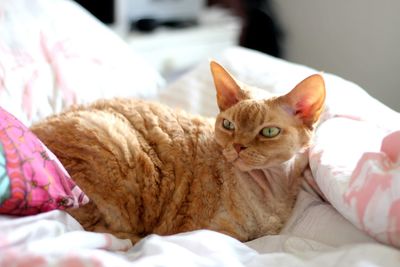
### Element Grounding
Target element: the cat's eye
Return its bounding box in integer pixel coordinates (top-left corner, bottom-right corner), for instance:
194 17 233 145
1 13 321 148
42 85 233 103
260 127 281 138
222 119 235 130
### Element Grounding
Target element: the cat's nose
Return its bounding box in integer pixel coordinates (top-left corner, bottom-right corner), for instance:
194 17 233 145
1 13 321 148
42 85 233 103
233 143 247 153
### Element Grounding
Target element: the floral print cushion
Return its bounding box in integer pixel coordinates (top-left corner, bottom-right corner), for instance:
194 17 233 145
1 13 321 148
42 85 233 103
0 107 88 215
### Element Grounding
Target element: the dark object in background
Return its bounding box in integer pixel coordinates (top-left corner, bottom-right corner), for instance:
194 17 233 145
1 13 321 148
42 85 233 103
73 0 202 32
208 0 284 58
240 4 282 58
132 18 198 33
73 0 114 24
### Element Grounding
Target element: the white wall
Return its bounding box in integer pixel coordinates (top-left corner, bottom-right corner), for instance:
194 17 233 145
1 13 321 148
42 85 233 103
272 0 400 111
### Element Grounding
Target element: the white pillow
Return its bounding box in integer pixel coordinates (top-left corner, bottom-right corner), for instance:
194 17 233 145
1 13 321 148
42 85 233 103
0 0 165 125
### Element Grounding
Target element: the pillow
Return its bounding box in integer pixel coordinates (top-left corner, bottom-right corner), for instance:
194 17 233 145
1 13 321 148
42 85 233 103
156 46 317 117
0 107 89 215
0 0 165 126
310 118 400 248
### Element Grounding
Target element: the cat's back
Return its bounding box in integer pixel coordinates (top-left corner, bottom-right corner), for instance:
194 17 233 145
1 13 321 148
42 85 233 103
31 98 222 238
32 98 218 178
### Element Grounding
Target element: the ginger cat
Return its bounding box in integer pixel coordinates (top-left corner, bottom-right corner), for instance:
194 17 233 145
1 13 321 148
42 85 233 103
31 61 325 243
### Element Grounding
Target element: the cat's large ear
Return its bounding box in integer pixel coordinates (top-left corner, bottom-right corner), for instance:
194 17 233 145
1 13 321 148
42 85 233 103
279 74 326 128
210 61 247 111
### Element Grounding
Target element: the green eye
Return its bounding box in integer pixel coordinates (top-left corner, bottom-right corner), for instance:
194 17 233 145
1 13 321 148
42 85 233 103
260 127 281 138
222 119 235 130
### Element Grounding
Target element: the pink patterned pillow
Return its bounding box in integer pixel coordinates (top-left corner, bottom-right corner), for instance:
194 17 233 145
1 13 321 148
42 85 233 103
0 107 88 215
310 117 400 248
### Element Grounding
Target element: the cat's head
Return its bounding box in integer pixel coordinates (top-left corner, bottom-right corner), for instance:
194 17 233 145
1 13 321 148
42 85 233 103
210 61 325 171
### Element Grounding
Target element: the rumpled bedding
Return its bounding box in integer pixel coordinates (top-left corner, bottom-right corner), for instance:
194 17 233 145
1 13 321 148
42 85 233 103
1 192 399 267
0 0 399 265
1 46 399 266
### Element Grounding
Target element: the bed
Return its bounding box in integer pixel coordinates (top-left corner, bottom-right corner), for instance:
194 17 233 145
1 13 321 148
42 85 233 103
1 0 399 266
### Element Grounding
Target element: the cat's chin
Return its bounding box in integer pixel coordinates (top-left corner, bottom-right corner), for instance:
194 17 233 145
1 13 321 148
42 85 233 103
233 158 254 172
233 158 288 172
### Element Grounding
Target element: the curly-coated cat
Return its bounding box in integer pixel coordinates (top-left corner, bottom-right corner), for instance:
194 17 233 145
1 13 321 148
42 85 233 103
31 61 325 243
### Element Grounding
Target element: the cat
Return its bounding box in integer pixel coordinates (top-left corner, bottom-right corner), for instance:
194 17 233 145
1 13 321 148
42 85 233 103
30 61 325 243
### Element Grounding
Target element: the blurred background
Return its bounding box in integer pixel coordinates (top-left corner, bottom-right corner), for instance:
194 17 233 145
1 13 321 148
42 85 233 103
73 0 399 112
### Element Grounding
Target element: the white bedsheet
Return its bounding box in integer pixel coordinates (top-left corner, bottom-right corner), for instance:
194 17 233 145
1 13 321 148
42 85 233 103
1 201 399 267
